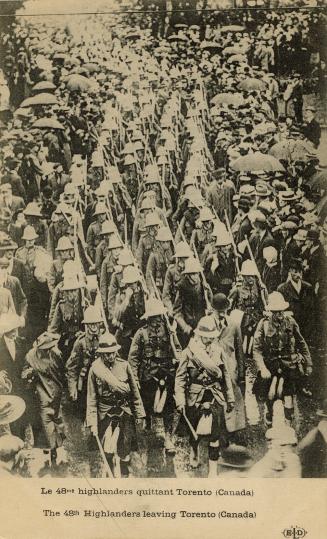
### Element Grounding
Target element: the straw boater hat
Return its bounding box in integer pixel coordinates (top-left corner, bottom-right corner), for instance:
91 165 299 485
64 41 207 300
194 315 220 338
0 396 26 426
141 297 167 319
266 292 289 312
97 332 120 353
35 331 60 350
218 445 254 469
22 225 38 241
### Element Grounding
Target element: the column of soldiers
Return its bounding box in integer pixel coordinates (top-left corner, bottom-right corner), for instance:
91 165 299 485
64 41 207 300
0 14 326 478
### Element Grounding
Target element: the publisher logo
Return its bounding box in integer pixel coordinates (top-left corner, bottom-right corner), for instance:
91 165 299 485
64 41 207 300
282 526 308 538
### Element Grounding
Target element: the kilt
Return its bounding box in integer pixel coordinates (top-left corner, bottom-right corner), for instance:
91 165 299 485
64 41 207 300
99 412 137 460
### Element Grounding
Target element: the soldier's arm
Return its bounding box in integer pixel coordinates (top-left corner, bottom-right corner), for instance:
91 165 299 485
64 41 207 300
131 218 139 254
252 319 267 372
174 350 189 410
162 268 174 312
293 320 312 368
48 286 60 325
173 289 192 335
221 354 235 404
66 338 82 397
234 322 245 385
94 243 103 279
86 369 98 431
48 303 62 334
136 238 144 272
86 226 95 260
145 252 156 292
128 331 142 384
107 274 119 321
47 263 58 294
126 363 146 418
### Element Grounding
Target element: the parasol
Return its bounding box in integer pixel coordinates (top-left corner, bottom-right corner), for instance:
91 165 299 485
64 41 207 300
32 118 65 130
20 93 58 107
231 151 285 172
32 81 56 93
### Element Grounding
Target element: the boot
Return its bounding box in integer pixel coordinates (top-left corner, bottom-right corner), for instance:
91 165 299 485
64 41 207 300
164 432 175 454
190 445 199 468
208 459 218 478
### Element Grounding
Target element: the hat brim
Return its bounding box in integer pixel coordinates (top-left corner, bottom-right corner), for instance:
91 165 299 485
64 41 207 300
217 458 253 469
268 302 289 311
194 328 220 338
0 396 26 425
98 344 121 353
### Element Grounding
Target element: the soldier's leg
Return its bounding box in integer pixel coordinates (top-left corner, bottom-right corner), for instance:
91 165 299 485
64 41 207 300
208 440 220 477
284 395 294 426
189 438 199 469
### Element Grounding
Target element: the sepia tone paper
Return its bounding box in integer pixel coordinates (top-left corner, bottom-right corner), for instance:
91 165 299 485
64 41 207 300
0 0 326 538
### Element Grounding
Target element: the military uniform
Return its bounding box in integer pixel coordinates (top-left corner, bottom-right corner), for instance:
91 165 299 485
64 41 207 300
47 258 64 294
253 313 312 422
229 280 265 337
129 322 181 430
86 220 102 261
15 245 48 291
136 233 158 275
162 263 184 312
66 331 99 418
146 245 173 293
48 294 85 359
204 251 236 296
113 288 146 358
99 253 117 316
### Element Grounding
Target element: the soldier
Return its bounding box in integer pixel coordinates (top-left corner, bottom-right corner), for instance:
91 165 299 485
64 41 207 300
128 297 181 452
15 225 48 291
48 272 86 360
190 206 215 262
99 234 123 318
66 305 103 418
47 203 74 258
23 202 49 249
94 220 117 279
86 202 107 261
253 292 312 427
107 249 134 331
204 229 236 297
136 212 160 275
173 256 212 347
22 332 66 469
47 236 74 294
0 234 27 293
146 226 174 293
86 332 145 477
113 266 146 359
247 210 275 273
175 315 235 476
229 260 267 356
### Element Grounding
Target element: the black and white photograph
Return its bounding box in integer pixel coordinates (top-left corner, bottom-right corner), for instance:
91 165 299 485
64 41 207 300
0 0 326 481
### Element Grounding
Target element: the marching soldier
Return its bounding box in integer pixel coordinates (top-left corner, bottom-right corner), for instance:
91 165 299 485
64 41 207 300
66 305 103 418
136 212 160 275
86 332 145 477
86 202 107 262
107 249 134 331
23 202 49 250
99 235 123 318
190 207 215 261
253 292 312 427
48 272 86 360
94 220 117 279
173 256 213 347
129 297 181 452
229 260 267 355
175 315 235 476
113 266 146 359
146 226 174 293
47 236 74 294
162 241 193 315
204 229 236 297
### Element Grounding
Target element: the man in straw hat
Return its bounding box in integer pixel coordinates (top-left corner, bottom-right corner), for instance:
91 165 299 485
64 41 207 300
86 332 145 477
129 296 181 453
175 314 235 476
253 291 312 427
22 332 67 470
